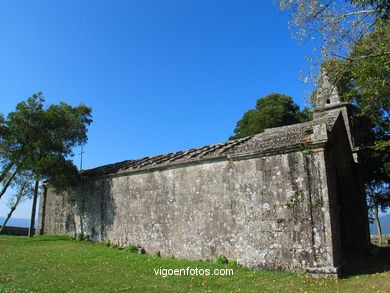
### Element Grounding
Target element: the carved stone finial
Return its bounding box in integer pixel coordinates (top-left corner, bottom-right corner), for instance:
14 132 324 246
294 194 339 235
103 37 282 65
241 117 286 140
315 71 341 110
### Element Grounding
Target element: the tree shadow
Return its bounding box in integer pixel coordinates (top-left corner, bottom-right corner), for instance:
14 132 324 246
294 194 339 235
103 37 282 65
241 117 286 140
342 245 390 277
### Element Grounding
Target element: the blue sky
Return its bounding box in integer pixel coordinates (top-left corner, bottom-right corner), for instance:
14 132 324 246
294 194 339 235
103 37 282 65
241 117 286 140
0 0 315 219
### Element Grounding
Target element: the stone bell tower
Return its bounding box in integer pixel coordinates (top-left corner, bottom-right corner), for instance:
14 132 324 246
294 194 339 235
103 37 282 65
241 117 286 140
315 72 342 110
313 72 357 159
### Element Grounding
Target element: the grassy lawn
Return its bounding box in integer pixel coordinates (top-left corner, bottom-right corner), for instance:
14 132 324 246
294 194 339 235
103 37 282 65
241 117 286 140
0 235 389 293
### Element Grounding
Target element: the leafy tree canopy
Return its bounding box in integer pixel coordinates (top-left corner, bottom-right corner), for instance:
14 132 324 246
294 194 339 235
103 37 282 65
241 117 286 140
0 92 92 195
321 20 390 232
278 0 389 234
322 21 389 178
229 93 311 140
279 0 389 84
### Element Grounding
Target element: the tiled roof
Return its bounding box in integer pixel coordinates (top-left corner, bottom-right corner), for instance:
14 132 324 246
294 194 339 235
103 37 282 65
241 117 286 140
81 136 252 177
81 113 339 178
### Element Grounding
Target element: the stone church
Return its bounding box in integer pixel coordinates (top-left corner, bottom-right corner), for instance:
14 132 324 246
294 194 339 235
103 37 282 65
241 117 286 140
37 77 369 277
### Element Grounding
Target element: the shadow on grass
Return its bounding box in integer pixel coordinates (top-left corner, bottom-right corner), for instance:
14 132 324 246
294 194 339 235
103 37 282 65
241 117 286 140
342 245 390 277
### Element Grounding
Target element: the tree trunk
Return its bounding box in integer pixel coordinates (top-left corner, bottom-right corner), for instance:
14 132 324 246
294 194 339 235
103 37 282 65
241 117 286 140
0 161 14 183
0 168 19 199
28 179 39 237
0 194 23 234
374 203 382 244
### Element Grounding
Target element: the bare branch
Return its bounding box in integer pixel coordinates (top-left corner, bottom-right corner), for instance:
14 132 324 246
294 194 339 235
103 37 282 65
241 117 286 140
334 9 381 21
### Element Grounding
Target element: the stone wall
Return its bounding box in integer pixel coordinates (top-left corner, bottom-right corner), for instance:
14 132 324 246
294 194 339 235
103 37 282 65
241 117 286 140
0 226 31 236
41 149 341 276
324 118 369 257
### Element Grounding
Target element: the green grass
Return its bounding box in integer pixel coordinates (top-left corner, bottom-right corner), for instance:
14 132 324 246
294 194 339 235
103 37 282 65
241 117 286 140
0 235 389 293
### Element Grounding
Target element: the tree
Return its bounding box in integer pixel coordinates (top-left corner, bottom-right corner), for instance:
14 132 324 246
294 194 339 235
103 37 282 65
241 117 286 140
0 93 92 236
0 93 92 196
0 172 33 234
279 0 390 84
279 0 389 237
366 182 390 241
229 93 311 140
320 22 390 238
